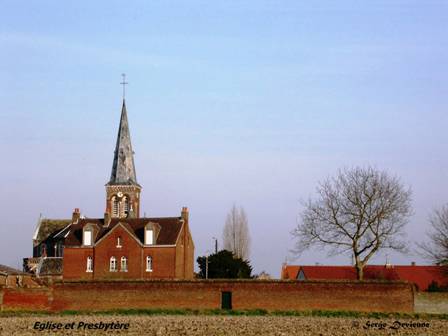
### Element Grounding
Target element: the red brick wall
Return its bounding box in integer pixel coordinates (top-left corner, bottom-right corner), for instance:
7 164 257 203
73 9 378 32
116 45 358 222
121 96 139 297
143 247 176 279
1 288 51 311
63 227 178 280
63 247 94 280
1 280 414 313
93 225 142 280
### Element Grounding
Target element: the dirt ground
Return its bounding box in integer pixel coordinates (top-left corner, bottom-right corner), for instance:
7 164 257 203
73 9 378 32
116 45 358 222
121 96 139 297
0 315 446 336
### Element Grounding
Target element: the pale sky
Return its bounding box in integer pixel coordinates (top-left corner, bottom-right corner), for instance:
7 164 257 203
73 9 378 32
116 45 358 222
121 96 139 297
1 1 447 277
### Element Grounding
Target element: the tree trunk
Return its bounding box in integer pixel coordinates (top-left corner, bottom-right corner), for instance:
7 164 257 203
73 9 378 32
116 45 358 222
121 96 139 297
355 264 364 281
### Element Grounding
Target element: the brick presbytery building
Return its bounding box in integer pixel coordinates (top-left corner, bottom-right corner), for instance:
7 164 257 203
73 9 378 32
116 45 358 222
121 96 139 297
25 98 194 280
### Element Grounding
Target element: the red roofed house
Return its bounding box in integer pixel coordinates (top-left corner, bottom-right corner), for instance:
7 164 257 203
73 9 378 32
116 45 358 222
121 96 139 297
25 98 194 280
281 264 447 291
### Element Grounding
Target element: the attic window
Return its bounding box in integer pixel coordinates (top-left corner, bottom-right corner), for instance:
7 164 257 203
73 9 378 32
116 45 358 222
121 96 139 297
83 229 92 246
145 228 154 245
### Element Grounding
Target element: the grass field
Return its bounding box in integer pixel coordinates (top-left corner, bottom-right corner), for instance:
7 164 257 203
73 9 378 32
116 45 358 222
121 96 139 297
415 292 448 314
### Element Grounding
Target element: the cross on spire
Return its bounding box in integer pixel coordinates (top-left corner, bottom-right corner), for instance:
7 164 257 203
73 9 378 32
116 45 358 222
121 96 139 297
120 73 128 100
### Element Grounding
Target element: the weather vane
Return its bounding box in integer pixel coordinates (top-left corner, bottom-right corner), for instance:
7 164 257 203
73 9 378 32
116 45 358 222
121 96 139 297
120 73 128 99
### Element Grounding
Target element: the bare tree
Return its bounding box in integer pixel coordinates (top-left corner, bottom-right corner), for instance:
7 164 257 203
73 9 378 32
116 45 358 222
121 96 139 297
418 205 448 265
292 166 412 280
223 205 250 260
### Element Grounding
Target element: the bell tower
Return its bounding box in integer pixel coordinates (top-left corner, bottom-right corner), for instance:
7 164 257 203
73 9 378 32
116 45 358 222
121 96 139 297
105 97 141 218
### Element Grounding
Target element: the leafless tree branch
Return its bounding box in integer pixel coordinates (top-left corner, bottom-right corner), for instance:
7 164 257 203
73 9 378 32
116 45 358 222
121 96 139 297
292 166 413 280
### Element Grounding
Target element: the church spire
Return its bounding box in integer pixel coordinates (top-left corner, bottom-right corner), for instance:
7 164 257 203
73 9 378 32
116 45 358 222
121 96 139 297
107 99 139 186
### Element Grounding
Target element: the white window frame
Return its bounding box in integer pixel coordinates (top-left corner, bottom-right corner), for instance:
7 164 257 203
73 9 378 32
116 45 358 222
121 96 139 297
146 256 153 272
110 256 117 272
83 229 92 246
86 256 93 272
121 256 128 272
145 228 154 245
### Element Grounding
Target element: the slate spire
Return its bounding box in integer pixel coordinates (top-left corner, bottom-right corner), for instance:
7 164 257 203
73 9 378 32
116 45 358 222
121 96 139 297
107 99 139 186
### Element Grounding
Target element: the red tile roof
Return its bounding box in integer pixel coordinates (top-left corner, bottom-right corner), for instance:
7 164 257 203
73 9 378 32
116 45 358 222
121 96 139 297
282 264 448 291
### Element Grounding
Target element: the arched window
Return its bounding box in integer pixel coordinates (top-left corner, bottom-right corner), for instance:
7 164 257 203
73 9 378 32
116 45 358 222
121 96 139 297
146 256 152 272
110 256 117 272
121 256 128 272
86 256 93 272
112 196 119 217
123 196 130 217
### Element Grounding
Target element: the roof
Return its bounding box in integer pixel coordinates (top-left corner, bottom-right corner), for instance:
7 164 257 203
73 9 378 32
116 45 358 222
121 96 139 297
107 99 140 187
64 217 183 247
282 265 448 291
0 264 28 276
33 219 72 244
37 257 63 276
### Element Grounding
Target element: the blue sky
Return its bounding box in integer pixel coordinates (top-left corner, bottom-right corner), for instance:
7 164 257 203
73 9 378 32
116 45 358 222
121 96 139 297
1 1 447 276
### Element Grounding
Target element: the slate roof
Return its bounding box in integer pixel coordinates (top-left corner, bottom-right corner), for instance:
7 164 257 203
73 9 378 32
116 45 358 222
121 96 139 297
107 99 140 187
33 219 71 244
64 217 183 247
0 264 28 276
282 265 448 291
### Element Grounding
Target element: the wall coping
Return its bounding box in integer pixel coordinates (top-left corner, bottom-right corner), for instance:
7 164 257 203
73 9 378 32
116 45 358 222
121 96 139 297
56 279 413 286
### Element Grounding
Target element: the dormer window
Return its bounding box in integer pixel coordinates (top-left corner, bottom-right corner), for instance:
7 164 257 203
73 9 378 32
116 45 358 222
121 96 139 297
145 227 154 245
83 228 93 246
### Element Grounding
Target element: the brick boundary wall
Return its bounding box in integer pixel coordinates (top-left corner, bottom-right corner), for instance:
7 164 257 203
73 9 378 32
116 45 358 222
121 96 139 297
0 280 414 313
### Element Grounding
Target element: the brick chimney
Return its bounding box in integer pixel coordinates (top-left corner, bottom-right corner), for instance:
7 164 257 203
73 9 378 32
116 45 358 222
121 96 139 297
181 207 189 222
72 208 81 223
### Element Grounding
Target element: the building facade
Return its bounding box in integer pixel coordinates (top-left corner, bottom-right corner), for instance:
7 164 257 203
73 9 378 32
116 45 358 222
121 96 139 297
27 99 194 280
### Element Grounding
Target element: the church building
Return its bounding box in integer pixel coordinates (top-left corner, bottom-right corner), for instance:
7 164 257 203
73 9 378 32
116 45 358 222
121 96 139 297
28 97 194 280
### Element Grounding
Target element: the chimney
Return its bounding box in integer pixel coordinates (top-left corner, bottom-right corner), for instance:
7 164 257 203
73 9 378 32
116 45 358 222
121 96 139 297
411 261 416 266
181 207 189 221
72 208 81 223
385 255 393 269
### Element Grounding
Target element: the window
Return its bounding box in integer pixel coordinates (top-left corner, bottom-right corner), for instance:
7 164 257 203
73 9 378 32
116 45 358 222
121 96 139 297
86 256 93 272
121 257 128 272
117 236 122 248
145 228 154 245
112 196 119 217
83 229 92 246
110 256 117 272
146 256 152 272
123 196 130 217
